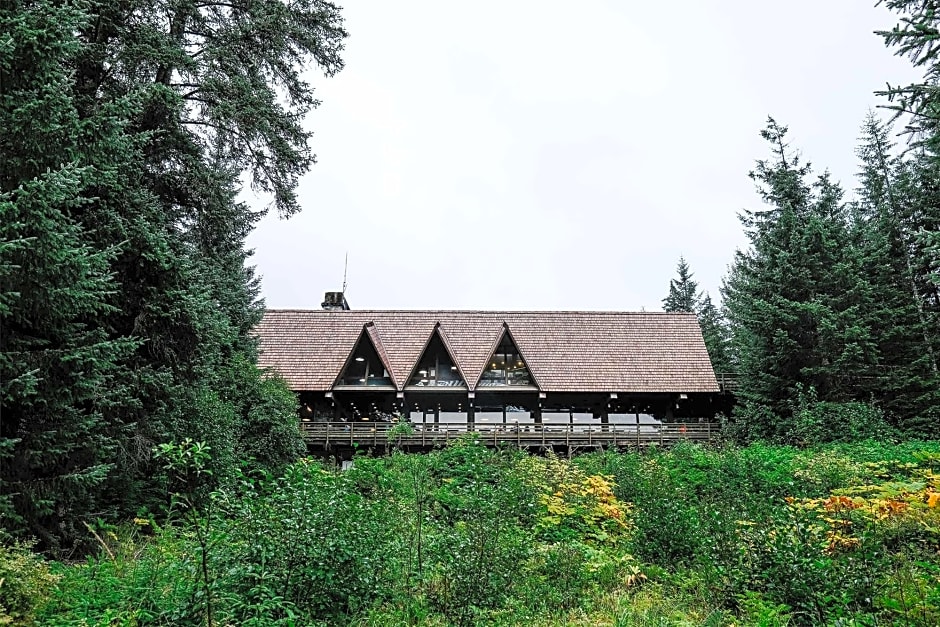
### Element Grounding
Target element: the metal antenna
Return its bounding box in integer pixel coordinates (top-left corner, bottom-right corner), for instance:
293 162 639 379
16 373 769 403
342 252 348 294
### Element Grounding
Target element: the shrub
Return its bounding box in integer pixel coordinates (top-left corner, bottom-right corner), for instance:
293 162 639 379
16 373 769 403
790 390 896 445
0 541 58 625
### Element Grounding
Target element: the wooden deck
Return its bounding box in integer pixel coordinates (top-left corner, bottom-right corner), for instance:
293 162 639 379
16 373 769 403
301 421 718 452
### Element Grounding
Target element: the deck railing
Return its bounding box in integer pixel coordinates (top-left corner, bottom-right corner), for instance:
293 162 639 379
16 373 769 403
300 421 717 450
716 372 740 393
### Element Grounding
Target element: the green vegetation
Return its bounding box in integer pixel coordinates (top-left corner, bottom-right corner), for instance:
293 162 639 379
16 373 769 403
1 0 346 551
1 438 936 626
2 0 940 624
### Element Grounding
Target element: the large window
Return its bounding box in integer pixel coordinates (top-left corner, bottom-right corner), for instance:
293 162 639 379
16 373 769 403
479 334 533 387
337 333 393 387
408 333 465 387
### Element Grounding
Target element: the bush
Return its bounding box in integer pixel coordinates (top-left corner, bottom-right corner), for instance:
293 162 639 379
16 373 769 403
0 541 58 625
790 389 896 445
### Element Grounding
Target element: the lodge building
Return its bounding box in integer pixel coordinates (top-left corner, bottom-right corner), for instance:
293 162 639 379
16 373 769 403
255 293 730 437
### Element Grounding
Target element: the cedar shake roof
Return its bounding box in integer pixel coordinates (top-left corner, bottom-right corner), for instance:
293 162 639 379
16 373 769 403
256 310 719 394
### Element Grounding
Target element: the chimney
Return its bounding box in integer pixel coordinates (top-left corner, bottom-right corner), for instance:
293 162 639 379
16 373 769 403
321 291 350 311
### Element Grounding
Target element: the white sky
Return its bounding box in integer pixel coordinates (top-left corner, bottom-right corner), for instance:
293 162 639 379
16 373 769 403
246 0 920 312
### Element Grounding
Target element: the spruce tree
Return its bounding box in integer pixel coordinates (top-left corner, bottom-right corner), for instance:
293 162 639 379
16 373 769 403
850 113 940 433
723 119 873 439
874 1 940 434
2 0 346 547
697 293 733 374
663 256 702 313
0 0 140 546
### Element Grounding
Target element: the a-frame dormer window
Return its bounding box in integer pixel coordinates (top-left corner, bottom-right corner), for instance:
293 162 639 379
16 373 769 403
336 328 394 387
408 330 465 387
479 331 533 387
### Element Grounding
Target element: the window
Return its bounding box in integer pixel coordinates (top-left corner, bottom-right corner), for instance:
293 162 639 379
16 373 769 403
336 331 393 387
408 332 465 387
479 332 533 387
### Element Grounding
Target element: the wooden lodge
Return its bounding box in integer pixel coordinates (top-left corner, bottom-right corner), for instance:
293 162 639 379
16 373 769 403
255 292 734 455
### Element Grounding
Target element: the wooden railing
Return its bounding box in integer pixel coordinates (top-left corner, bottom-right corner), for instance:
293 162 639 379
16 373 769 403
716 372 740 393
300 421 717 450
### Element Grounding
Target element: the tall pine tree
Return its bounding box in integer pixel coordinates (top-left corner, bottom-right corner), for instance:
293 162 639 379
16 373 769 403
850 113 940 434
2 0 347 548
662 256 701 313
662 258 733 373
723 119 873 439
0 0 142 546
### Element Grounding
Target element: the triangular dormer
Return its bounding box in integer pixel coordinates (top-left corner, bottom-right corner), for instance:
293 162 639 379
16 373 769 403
406 324 467 388
476 325 537 388
334 323 396 388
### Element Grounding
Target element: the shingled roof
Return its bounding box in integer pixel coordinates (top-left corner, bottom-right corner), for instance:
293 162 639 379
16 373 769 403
256 310 719 394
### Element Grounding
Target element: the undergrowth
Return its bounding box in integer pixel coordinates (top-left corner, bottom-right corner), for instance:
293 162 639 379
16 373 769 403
4 438 940 626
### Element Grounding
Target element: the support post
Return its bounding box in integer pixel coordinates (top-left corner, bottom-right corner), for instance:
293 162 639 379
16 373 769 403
636 412 640 449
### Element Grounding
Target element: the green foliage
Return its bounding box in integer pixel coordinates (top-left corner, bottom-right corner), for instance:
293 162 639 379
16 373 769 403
218 459 396 622
789 392 896 445
663 256 702 313
0 541 58 625
1 0 344 550
16 441 939 625
0 0 141 548
723 119 881 440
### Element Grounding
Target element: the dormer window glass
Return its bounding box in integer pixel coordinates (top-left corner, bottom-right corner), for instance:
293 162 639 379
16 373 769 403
408 333 465 387
479 333 533 386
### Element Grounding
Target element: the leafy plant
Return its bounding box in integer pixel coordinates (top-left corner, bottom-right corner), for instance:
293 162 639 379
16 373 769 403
0 541 58 625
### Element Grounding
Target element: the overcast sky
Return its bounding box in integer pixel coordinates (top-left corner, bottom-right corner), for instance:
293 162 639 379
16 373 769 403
246 0 920 312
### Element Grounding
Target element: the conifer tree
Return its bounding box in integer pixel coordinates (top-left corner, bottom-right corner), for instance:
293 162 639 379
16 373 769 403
663 257 702 313
0 1 141 545
874 1 940 434
1 0 346 547
850 114 940 433
697 293 733 374
723 119 873 439
663 258 733 373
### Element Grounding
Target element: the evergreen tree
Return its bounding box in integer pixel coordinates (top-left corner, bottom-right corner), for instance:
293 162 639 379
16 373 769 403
697 293 733 374
850 113 940 434
874 1 940 434
0 0 141 546
723 119 873 439
2 0 346 547
663 256 702 313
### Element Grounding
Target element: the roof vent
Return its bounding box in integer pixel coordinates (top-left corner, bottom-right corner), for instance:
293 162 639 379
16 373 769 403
321 291 350 311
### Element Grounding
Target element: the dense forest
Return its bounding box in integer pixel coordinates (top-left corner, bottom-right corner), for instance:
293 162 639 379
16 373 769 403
1 0 939 625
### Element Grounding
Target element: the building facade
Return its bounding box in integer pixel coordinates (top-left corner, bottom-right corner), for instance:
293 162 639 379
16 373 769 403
256 294 729 430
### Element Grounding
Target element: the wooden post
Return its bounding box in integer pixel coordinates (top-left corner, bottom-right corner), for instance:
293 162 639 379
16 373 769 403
325 423 331 448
